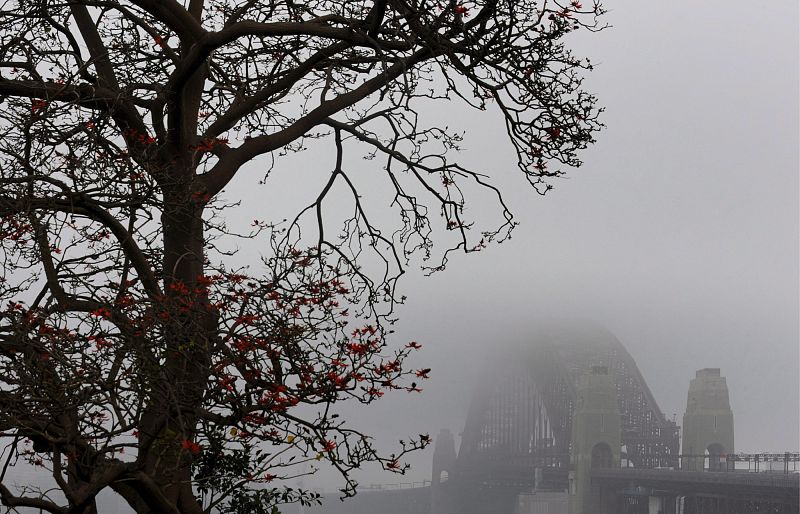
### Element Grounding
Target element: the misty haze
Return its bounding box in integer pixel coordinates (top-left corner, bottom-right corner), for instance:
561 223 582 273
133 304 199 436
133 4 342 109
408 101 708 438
0 0 796 514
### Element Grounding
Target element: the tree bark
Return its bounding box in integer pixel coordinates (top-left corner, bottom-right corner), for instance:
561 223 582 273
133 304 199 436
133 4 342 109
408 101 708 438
135 179 210 513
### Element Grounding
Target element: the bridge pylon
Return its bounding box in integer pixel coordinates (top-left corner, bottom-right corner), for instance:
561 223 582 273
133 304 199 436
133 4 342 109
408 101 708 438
568 366 621 514
431 428 456 514
681 368 734 471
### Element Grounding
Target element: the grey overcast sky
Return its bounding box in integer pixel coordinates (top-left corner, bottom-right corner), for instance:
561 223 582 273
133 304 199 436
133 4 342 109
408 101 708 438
220 0 799 492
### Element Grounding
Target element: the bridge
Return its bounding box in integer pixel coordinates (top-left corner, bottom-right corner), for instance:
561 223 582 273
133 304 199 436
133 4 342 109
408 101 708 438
591 466 799 513
429 324 798 514
291 324 798 514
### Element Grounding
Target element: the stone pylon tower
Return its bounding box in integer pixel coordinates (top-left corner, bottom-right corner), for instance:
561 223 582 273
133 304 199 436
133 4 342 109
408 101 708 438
681 368 734 471
431 428 457 514
568 366 621 514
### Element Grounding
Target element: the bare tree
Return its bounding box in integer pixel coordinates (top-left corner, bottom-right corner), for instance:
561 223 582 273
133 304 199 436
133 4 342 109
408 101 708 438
0 0 603 512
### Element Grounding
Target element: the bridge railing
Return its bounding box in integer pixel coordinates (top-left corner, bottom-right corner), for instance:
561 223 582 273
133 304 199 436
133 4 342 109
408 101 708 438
674 452 800 473
361 480 431 490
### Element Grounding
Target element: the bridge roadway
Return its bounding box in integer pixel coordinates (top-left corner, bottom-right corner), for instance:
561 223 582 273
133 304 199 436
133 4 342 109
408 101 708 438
591 467 799 502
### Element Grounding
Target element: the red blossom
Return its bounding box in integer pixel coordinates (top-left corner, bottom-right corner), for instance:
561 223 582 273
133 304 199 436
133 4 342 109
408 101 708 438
346 342 368 355
90 307 112 319
243 413 268 425
415 368 431 379
327 371 350 388
218 375 235 391
228 273 247 283
31 99 48 112
192 138 223 152
235 314 260 325
168 281 189 295
546 126 562 139
191 191 211 203
89 335 112 350
181 439 201 454
115 295 135 308
196 274 219 287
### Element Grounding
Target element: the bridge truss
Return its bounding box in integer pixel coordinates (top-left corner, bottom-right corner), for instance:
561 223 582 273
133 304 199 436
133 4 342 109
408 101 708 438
436 324 680 512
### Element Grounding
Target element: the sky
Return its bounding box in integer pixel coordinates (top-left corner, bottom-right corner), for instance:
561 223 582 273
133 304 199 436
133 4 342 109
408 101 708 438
238 0 798 492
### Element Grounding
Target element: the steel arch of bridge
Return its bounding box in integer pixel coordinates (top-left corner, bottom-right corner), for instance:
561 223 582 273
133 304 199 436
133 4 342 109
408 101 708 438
449 324 679 494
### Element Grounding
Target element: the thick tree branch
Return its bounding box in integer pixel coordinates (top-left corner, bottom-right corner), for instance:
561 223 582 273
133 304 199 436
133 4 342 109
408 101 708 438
128 0 206 43
0 484 66 514
0 194 162 299
201 48 435 195
69 5 121 91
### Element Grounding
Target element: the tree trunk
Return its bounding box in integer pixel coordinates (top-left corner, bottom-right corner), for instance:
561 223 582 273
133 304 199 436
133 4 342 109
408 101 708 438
134 183 211 513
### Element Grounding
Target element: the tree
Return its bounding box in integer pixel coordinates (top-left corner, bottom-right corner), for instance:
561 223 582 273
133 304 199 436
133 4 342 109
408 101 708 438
0 0 603 512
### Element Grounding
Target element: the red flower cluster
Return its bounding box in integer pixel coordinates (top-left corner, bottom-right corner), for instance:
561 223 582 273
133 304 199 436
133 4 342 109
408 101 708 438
88 335 113 350
31 99 48 113
191 138 228 152
0 215 33 241
153 35 168 48
327 371 350 389
415 368 431 379
191 191 211 203
235 313 260 325
123 128 156 145
346 342 369 355
258 386 299 412
546 127 561 139
90 307 112 319
181 439 201 454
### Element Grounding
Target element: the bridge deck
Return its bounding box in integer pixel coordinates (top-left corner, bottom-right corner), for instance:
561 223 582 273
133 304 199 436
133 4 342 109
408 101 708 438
591 468 799 501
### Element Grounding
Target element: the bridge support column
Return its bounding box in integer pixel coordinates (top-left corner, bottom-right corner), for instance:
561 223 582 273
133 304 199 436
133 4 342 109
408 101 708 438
681 368 734 471
568 366 621 514
431 428 457 514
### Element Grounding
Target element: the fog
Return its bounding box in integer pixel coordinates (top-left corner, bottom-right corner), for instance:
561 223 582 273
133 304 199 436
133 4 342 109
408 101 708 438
0 1 793 512
224 0 797 493
1 1 796 511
